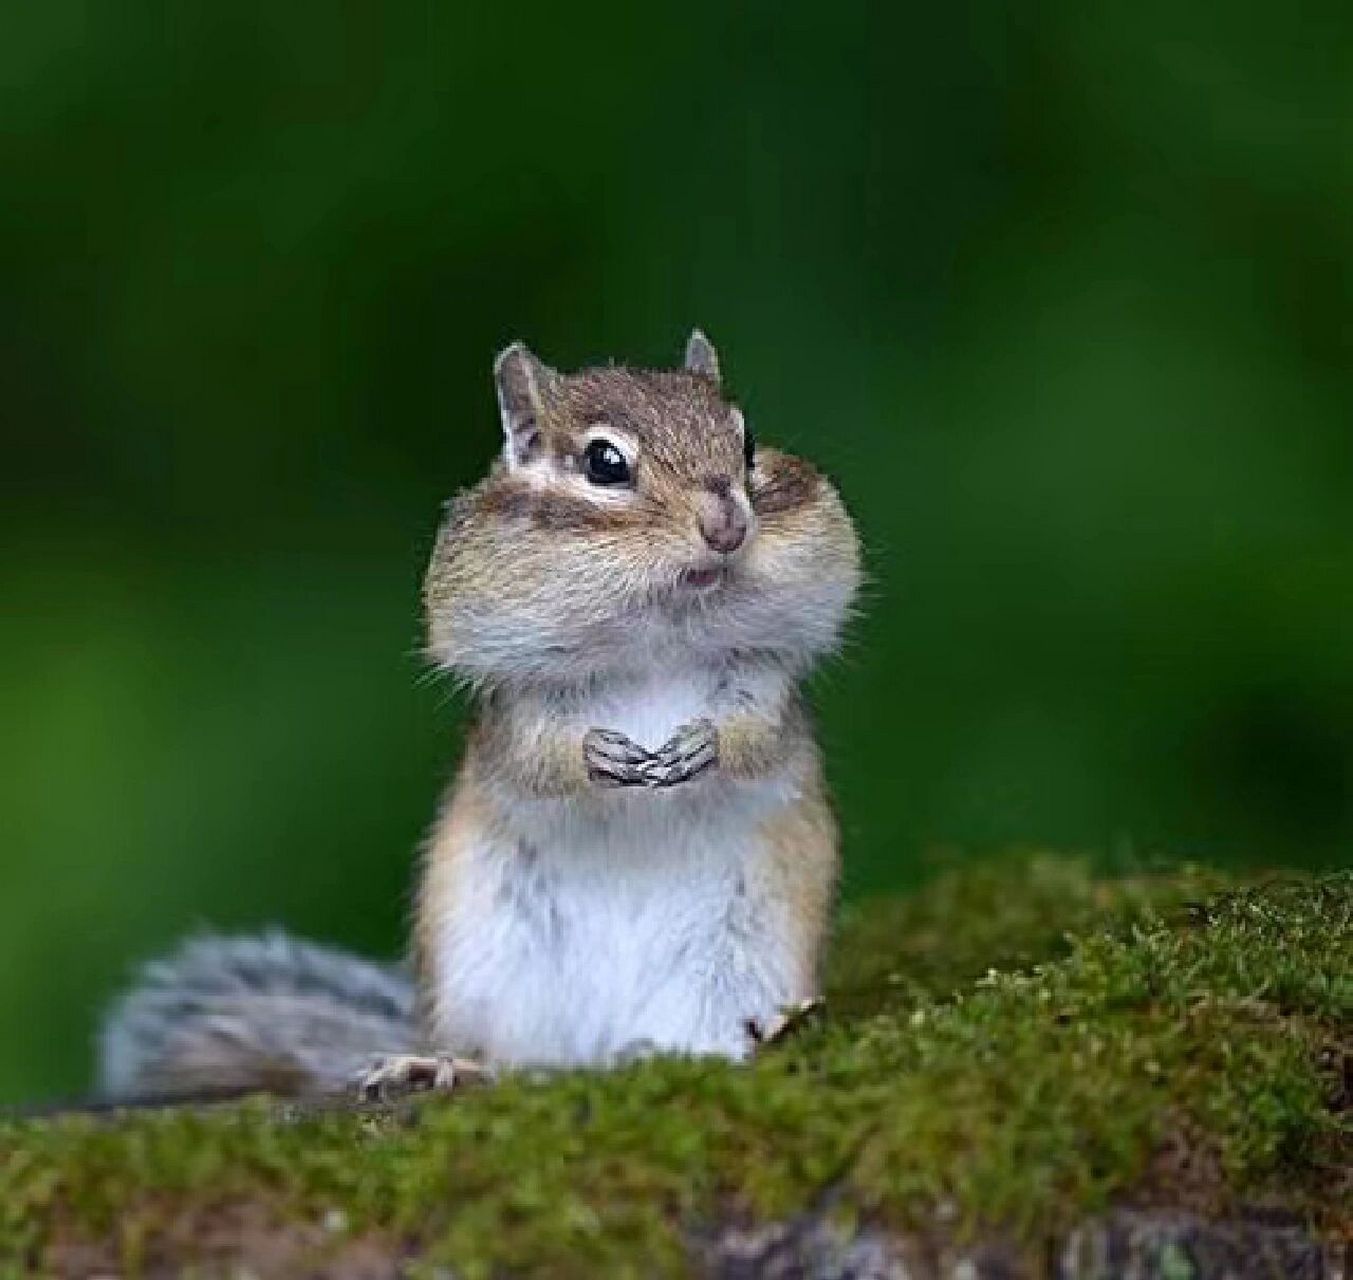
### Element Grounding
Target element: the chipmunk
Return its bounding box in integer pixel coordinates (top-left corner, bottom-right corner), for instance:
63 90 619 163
99 332 862 1101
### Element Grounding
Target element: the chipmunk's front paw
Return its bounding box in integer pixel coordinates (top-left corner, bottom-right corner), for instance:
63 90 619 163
644 718 718 787
584 728 654 787
355 1053 493 1103
745 998 824 1053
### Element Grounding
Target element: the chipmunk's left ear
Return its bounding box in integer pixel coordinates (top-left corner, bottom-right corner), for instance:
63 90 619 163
494 341 556 468
683 329 721 386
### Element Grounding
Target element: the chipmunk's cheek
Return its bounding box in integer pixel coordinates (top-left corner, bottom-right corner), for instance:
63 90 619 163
739 531 798 594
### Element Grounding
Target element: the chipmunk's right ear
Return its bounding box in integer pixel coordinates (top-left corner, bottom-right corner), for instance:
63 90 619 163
494 342 556 468
683 329 721 386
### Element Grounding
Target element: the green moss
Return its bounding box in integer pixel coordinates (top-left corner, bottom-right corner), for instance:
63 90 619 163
1 858 1347 1277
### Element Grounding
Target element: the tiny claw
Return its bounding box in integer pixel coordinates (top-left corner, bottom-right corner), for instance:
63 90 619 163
746 997 824 1050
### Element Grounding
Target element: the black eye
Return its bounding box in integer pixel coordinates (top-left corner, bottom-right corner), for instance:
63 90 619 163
743 422 756 471
583 438 632 486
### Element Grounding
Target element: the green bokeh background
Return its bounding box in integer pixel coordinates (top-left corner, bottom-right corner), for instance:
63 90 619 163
3 4 1349 1103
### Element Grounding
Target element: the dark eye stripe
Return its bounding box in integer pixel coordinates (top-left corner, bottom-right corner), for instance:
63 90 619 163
483 483 633 532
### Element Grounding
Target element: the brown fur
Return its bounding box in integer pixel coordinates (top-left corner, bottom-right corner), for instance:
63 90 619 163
470 698 593 797
751 452 822 519
479 479 641 535
750 764 839 989
716 693 812 780
411 763 485 1049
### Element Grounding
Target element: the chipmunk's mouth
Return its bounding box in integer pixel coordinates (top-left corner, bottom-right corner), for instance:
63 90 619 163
679 566 726 591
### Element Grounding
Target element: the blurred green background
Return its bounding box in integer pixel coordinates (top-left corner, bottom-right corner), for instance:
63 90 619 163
2 2 1349 1102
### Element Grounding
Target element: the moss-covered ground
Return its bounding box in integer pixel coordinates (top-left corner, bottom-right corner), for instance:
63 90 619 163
1 856 1348 1277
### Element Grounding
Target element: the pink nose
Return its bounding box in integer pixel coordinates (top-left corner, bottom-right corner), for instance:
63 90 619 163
698 492 749 554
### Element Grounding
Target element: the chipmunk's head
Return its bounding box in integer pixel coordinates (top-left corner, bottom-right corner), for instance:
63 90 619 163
424 333 861 685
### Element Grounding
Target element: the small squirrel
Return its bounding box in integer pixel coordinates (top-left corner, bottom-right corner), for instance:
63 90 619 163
100 332 861 1101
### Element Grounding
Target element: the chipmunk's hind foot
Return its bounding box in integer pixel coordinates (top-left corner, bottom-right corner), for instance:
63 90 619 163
746 998 824 1053
356 1053 494 1103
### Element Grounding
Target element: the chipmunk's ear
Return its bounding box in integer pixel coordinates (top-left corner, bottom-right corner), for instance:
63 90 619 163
494 342 556 468
683 329 721 386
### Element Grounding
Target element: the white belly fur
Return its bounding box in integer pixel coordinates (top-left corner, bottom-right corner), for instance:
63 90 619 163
593 669 712 751
430 675 809 1067
432 781 805 1066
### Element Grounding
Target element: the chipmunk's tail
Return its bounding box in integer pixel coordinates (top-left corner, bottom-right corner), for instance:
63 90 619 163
99 932 416 1101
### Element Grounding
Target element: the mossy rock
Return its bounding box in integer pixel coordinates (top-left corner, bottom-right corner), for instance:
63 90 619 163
2 856 1348 1278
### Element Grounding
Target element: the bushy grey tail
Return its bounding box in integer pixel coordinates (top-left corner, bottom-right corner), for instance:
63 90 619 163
99 932 416 1101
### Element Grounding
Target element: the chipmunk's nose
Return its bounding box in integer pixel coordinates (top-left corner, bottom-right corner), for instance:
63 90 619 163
696 484 751 555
